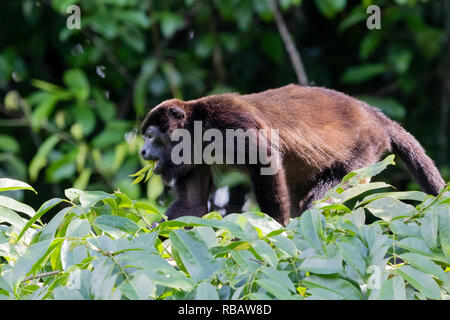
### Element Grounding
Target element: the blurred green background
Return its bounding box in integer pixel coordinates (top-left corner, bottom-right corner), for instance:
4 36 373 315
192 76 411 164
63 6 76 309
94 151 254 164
0 0 448 214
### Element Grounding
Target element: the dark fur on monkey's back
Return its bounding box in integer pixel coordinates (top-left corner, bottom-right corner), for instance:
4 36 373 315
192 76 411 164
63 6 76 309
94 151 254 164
141 84 445 223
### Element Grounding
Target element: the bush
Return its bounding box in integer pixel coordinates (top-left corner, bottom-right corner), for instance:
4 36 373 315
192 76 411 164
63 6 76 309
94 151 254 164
0 155 449 300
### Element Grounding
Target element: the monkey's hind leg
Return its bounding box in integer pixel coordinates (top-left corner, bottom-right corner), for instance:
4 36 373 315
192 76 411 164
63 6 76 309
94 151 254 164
298 167 347 214
248 166 291 226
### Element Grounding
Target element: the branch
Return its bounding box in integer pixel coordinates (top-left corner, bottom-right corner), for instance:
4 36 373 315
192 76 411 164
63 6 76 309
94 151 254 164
22 270 61 282
266 0 308 86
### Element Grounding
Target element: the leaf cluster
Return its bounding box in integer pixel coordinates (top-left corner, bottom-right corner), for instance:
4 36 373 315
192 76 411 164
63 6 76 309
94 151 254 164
0 156 448 300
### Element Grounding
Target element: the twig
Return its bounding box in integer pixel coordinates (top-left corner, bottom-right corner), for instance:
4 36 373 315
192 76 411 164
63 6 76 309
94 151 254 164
249 257 265 265
22 270 61 282
266 0 309 86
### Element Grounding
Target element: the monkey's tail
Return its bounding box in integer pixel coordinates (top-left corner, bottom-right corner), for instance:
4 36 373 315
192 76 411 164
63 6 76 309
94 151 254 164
386 120 445 196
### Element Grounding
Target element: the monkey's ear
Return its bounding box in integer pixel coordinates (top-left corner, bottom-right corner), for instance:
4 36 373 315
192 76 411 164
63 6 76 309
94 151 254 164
169 106 186 120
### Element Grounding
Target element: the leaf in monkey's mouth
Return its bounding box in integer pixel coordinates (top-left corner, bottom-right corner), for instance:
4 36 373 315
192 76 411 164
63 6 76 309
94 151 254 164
129 160 157 185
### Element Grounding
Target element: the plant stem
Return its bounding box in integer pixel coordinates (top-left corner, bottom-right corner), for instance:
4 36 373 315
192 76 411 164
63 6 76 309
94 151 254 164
266 0 309 86
22 270 61 282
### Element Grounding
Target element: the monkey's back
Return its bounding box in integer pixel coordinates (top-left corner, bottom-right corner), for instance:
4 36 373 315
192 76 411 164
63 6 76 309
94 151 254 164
237 84 391 170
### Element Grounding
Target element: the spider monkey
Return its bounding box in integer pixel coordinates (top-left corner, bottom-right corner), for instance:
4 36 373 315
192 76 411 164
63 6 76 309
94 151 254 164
140 84 445 226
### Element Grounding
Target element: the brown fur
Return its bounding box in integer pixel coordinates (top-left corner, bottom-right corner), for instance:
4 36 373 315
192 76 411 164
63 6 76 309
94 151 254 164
141 84 445 225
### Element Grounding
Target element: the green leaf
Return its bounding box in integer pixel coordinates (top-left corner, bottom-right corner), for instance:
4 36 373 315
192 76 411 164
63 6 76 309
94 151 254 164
122 251 194 291
169 229 222 282
118 274 156 300
356 190 427 207
79 191 114 210
174 216 252 241
0 135 19 153
0 195 35 218
63 69 89 101
398 237 433 256
366 234 390 267
91 121 129 148
314 0 347 18
95 100 116 122
159 12 184 38
341 64 386 84
242 211 282 236
388 48 413 74
29 135 60 181
133 59 158 115
389 220 421 238
399 253 446 282
365 198 415 222
0 206 27 229
303 275 362 300
436 207 450 258
52 0 81 13
87 13 119 39
0 178 36 193
45 151 77 183
359 33 382 59
397 265 441 299
194 35 214 58
338 6 366 33
93 215 140 235
270 234 298 256
299 256 343 275
251 239 278 267
73 168 92 190
90 256 119 299
260 266 296 293
307 287 344 300
31 94 59 129
120 27 145 53
420 210 439 250
17 198 64 241
112 10 151 28
300 209 324 254
72 105 96 136
373 276 406 300
194 226 218 249
61 241 88 271
9 239 52 284
195 281 219 300
39 207 72 241
64 188 83 202
337 242 366 276
52 287 84 300
229 250 261 274
345 155 396 184
66 218 91 237
338 182 392 204
256 278 293 299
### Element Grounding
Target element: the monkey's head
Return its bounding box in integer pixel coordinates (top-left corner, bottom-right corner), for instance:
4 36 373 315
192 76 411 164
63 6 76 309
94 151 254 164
140 100 191 182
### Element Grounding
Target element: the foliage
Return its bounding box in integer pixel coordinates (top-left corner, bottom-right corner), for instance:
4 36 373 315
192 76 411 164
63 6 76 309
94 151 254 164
0 156 449 300
0 0 448 211
129 160 156 185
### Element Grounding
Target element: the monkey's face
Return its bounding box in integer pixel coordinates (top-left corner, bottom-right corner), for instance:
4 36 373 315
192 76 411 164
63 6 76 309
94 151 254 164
140 125 171 175
140 102 191 182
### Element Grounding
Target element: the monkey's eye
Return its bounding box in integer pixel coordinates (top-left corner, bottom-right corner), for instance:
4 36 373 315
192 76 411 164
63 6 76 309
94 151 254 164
145 130 153 139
